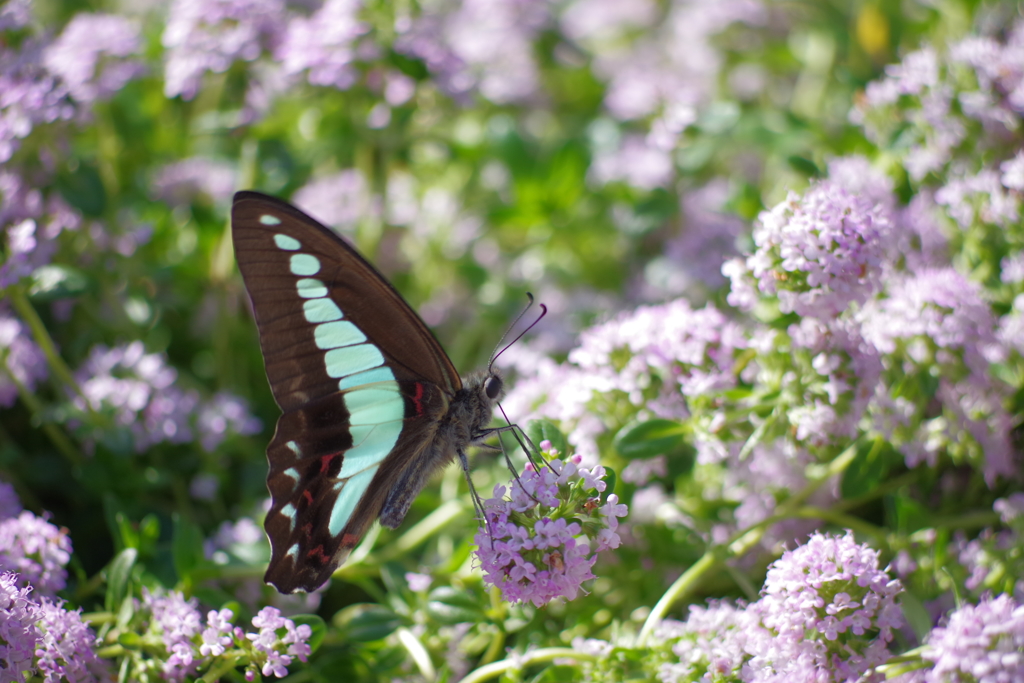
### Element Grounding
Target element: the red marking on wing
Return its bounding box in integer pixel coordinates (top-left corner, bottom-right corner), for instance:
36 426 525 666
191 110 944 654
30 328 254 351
301 522 313 537
320 451 341 473
341 533 361 548
411 382 425 416
303 490 313 506
307 544 329 564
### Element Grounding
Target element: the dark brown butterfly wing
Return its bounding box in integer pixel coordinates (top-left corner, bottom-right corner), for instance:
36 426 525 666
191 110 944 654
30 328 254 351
231 191 462 593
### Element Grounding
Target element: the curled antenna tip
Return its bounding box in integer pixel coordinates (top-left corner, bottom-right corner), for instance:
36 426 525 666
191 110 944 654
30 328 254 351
526 292 534 303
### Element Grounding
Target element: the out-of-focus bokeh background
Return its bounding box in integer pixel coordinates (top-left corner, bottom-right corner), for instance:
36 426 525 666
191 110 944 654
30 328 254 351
3 0 1024 680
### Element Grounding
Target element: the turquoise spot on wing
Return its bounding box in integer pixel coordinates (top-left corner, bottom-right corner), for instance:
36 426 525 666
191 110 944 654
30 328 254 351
296 278 328 299
345 383 404 425
338 366 395 390
286 441 301 457
328 467 378 536
324 343 384 378
262 215 283 227
283 467 299 482
286 544 299 559
290 253 321 276
273 232 298 248
280 503 297 529
314 321 366 349
303 298 343 323
339 422 403 478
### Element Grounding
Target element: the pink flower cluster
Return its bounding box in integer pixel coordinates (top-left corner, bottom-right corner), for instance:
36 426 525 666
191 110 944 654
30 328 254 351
473 444 627 606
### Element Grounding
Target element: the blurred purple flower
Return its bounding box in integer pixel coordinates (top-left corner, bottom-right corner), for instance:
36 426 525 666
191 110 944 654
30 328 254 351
656 601 759 683
73 342 201 452
590 134 674 189
620 455 666 486
0 311 49 408
861 268 1013 483
43 14 144 104
643 180 743 296
726 178 895 318
198 392 262 451
0 571 39 681
204 517 264 563
473 450 626 606
0 478 22 521
0 511 72 596
278 0 367 89
152 158 238 206
1 171 81 288
292 169 376 230
142 589 202 682
935 168 1019 229
0 37 75 163
394 0 548 104
921 594 1024 682
189 473 220 501
405 572 431 592
995 493 1024 524
163 0 287 99
245 606 312 679
34 597 107 683
0 0 31 31
503 299 746 456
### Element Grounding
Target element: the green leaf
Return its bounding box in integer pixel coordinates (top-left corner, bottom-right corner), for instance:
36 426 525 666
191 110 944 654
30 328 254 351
602 467 617 498
527 419 568 457
172 514 205 583
290 614 327 653
841 440 897 499
426 586 483 625
105 548 137 613
334 604 402 642
28 265 90 301
614 419 690 462
56 161 106 217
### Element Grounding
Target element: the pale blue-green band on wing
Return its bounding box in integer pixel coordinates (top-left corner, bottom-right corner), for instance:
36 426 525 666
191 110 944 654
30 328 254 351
286 543 299 559
279 503 297 529
303 298 343 323
339 422 403 479
338 366 395 390
296 278 328 299
328 466 378 535
314 321 366 349
290 253 321 276
273 232 298 248
286 441 301 457
345 384 404 425
324 343 385 378
283 467 299 482
262 215 283 227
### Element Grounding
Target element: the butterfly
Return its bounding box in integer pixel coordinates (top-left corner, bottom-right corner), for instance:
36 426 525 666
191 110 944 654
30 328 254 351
231 191 506 593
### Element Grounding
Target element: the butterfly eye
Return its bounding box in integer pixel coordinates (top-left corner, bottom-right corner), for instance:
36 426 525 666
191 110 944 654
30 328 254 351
485 376 502 399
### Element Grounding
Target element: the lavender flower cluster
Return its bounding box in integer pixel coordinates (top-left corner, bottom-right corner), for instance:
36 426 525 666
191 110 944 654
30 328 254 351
72 341 261 454
473 443 627 606
573 532 906 683
136 590 312 682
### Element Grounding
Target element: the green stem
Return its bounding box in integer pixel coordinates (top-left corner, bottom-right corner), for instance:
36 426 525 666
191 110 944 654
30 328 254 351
0 348 84 467
10 289 83 398
459 648 595 683
638 439 862 643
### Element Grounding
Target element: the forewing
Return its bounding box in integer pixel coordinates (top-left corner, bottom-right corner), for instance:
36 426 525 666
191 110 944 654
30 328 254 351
231 190 462 412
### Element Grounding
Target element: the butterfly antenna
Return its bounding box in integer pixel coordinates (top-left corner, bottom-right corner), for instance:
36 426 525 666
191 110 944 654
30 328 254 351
488 294 548 374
